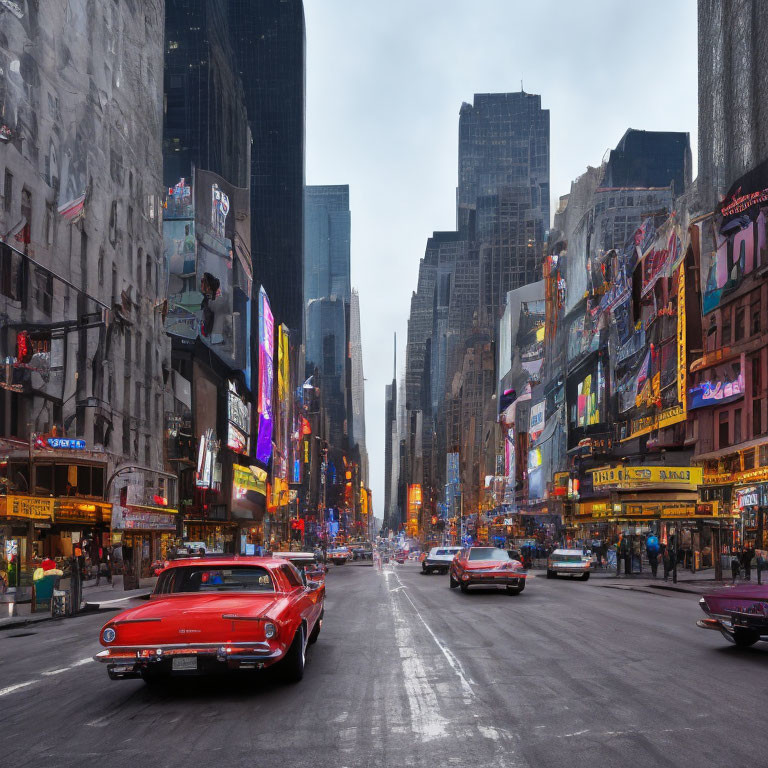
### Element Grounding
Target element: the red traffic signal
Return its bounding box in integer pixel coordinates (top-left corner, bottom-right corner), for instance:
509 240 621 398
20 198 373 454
16 331 32 363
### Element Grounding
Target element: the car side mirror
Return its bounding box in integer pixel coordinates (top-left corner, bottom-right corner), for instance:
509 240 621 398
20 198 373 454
306 580 321 591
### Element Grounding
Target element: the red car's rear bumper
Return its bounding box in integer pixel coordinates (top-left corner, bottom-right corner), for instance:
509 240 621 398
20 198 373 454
95 641 284 678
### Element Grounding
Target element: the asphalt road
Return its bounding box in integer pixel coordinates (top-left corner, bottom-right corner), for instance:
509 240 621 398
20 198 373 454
1 561 765 768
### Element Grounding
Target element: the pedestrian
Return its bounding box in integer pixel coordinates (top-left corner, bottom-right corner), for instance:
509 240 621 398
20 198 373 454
662 542 675 581
731 552 742 583
742 546 754 581
94 542 104 586
646 532 660 578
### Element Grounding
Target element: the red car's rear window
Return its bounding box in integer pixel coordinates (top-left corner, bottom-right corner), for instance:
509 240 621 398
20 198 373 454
156 566 275 594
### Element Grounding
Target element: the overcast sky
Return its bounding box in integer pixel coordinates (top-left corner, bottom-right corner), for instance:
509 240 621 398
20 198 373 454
304 0 698 521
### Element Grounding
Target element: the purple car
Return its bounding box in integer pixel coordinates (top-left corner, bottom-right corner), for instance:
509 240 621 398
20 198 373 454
697 583 768 647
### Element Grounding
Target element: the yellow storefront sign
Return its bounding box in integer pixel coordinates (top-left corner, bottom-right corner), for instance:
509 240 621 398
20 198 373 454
6 496 55 520
234 465 260 493
248 465 268 496
576 500 611 518
629 404 686 438
592 466 702 488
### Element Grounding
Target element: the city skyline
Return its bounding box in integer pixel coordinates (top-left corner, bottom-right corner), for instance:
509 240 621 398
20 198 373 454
305 0 698 518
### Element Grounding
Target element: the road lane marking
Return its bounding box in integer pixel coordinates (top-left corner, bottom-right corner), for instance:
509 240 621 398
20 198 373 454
0 680 38 697
391 568 475 698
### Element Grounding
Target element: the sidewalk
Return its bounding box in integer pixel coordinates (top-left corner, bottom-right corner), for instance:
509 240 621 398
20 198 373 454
0 577 155 631
530 563 747 595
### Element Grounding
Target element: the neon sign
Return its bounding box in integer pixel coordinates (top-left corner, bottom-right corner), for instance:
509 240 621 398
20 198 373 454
688 372 744 410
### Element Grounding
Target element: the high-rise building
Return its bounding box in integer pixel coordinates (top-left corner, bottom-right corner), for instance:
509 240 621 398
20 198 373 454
349 290 368 487
304 185 351 309
457 91 550 298
164 0 255 553
229 0 306 340
0 1 170 575
698 0 768 210
164 0 250 189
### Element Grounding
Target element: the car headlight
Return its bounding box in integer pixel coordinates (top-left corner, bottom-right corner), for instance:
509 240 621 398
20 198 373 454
102 627 116 644
264 622 277 639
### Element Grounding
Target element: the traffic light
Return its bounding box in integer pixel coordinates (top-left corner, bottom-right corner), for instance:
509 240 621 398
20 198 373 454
16 331 32 363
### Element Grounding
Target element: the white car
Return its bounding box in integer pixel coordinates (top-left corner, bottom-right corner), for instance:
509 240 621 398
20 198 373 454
422 546 462 574
546 549 592 580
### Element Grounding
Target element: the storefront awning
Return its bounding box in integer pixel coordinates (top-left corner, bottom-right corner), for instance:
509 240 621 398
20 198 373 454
694 436 768 462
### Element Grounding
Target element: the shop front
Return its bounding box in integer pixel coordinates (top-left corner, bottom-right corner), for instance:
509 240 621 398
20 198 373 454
734 483 768 561
111 505 179 581
1 495 111 589
231 463 267 555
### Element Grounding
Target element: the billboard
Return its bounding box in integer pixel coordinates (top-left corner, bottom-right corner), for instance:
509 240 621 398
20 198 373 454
256 287 275 465
164 173 251 375
529 401 545 441
700 157 768 314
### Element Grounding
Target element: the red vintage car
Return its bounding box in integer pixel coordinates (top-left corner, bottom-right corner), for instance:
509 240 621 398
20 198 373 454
697 582 768 647
449 546 527 595
94 556 324 684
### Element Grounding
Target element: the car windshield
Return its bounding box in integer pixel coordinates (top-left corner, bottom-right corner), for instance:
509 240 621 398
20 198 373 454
158 566 275 593
552 554 584 563
468 548 509 561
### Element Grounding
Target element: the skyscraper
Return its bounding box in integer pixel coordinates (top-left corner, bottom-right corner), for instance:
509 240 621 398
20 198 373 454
228 0 306 339
349 290 369 487
304 185 351 310
458 91 550 300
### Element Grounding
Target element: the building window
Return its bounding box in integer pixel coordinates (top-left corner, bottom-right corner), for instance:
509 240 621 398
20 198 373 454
760 444 768 467
744 448 756 471
146 252 152 289
734 408 742 445
3 169 13 212
45 203 54 245
735 307 745 341
719 411 730 449
137 247 142 287
721 311 731 346
754 398 764 437
109 200 118 246
98 248 105 286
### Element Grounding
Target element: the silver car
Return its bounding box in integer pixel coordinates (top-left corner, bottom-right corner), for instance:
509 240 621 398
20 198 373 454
422 546 462 574
546 549 592 580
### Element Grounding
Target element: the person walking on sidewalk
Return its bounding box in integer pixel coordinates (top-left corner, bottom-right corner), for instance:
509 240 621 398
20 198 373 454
742 546 754 581
646 532 660 578
662 541 675 581
731 551 742 583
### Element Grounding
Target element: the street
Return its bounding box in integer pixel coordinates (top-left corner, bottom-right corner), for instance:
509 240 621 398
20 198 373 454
1 563 765 768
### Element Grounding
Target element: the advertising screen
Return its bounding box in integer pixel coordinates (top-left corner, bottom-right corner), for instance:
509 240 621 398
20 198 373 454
256 287 275 464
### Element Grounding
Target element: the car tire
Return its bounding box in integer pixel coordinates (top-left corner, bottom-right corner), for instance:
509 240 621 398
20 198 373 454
546 570 555 579
459 582 469 593
581 572 590 581
308 613 322 645
506 585 522 595
281 626 306 683
449 572 459 588
333 561 342 566
730 629 760 648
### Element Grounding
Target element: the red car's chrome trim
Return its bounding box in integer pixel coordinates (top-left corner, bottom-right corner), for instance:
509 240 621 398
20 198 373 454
113 618 163 625
221 614 268 621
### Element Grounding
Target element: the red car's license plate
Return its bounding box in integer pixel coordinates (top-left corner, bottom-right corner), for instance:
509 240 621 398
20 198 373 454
172 656 197 671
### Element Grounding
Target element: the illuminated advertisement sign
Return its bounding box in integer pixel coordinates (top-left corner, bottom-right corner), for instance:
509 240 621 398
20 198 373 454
226 381 250 455
211 183 230 238
688 371 744 410
256 287 274 464
591 466 702 488
529 401 545 441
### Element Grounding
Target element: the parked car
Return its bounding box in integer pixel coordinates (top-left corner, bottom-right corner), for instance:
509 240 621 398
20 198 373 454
271 551 327 588
394 550 408 564
697 583 768 647
546 549 592 580
449 546 527 594
422 546 462 574
94 556 324 684
327 547 350 565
